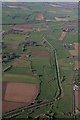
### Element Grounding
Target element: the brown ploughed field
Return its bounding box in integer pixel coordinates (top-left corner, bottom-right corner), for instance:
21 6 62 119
5 83 39 103
59 32 67 41
2 101 27 113
69 42 80 56
32 50 49 56
62 22 79 29
35 14 44 20
2 82 39 113
74 42 80 50
12 24 34 32
7 44 18 49
69 50 78 56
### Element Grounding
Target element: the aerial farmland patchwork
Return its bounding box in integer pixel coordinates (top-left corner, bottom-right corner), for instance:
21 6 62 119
2 2 80 119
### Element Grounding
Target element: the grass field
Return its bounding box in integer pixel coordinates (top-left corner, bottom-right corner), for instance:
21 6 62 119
2 2 78 119
3 33 26 44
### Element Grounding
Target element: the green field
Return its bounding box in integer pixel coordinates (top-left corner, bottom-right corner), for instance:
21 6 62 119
2 2 78 119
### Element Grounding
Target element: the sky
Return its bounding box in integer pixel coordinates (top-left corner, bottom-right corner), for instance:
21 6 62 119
1 0 79 2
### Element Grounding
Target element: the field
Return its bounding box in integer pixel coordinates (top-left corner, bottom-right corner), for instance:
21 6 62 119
35 14 44 20
74 42 80 50
59 32 67 41
2 82 27 113
32 50 49 56
12 24 34 32
2 2 79 119
69 50 78 56
62 23 78 29
69 42 80 56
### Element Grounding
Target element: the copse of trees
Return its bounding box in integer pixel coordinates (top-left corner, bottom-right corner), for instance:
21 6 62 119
2 53 20 63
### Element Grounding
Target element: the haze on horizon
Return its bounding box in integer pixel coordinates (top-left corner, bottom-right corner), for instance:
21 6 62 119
1 0 79 2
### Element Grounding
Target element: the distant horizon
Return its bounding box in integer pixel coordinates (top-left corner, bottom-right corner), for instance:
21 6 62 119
1 0 79 3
